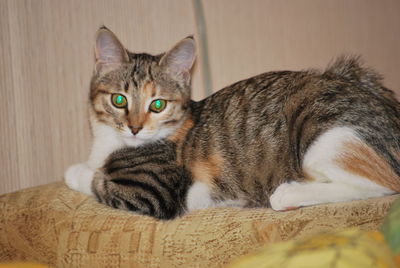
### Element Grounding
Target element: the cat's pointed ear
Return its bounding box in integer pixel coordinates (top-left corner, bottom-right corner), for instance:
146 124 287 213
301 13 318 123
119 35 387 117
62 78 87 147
94 26 129 74
159 36 196 84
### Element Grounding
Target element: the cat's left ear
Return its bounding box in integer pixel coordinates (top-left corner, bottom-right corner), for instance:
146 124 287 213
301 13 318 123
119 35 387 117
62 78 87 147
94 26 129 75
159 36 196 85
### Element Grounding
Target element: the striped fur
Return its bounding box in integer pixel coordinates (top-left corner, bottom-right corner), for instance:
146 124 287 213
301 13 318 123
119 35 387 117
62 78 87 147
92 141 191 220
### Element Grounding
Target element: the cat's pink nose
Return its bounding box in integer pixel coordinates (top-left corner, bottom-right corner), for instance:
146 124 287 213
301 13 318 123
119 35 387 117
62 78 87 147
130 126 142 135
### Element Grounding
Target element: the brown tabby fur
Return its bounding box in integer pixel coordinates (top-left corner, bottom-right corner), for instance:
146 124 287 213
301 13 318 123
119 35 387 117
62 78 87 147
90 27 400 219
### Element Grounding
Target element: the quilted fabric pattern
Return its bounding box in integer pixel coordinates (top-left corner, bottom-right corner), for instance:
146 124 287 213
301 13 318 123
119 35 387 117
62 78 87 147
0 182 397 268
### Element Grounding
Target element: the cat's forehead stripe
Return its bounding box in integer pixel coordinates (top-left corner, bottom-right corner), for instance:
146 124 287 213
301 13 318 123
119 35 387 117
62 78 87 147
123 81 129 92
147 63 154 81
130 60 139 89
127 55 156 92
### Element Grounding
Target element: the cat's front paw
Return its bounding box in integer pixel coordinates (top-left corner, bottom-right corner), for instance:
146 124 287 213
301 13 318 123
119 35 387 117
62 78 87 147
269 182 302 211
64 163 95 195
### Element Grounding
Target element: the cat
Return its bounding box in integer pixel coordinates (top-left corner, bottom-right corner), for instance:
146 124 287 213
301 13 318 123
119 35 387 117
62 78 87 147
65 26 400 219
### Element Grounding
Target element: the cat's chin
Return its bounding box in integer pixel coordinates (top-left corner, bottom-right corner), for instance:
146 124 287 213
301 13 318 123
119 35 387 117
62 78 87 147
122 136 150 147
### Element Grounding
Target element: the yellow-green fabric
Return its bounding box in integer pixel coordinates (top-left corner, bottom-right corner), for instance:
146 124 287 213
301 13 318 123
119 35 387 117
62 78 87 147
227 229 397 268
0 182 398 268
381 197 400 265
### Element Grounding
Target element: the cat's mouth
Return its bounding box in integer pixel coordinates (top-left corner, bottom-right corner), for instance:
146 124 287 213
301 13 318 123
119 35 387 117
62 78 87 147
120 128 143 138
122 135 148 147
119 129 148 146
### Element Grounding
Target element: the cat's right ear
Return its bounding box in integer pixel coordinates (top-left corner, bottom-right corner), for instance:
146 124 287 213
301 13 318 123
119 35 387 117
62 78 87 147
94 27 129 74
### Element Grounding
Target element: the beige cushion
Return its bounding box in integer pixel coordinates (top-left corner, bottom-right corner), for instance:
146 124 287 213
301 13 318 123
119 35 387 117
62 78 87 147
0 182 397 267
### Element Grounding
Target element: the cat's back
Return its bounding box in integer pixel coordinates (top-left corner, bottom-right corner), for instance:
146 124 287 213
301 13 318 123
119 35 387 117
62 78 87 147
194 56 400 129
181 56 400 208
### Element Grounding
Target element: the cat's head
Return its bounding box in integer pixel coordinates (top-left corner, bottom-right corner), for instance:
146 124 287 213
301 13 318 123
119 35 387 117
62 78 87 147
89 27 196 147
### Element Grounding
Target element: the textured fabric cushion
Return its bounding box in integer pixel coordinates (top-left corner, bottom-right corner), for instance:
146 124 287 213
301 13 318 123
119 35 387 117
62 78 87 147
0 264 50 268
0 182 397 268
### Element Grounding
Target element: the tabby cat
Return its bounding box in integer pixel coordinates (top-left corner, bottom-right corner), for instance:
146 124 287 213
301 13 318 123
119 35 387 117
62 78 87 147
65 26 400 219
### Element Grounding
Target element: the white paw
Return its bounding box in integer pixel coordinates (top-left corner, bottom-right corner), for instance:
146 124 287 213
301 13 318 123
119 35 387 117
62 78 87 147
64 163 95 195
269 182 303 211
186 182 215 211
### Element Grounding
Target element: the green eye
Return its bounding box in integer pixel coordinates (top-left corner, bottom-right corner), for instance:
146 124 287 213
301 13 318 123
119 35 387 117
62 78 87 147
149 99 167 113
111 94 127 108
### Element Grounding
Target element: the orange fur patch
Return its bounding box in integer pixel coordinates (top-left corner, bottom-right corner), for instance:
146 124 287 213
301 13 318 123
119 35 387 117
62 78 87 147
336 141 400 192
143 82 157 96
128 82 156 127
190 153 223 188
301 171 318 182
167 117 194 143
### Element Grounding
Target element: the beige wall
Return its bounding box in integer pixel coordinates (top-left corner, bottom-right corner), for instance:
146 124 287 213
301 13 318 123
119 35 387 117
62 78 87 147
1 0 400 194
